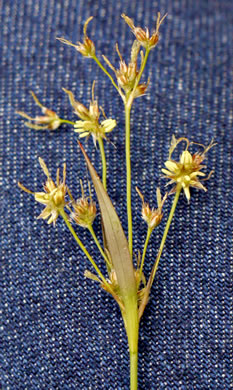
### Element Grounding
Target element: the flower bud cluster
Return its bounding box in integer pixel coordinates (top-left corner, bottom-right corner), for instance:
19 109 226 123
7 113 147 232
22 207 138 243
57 17 95 58
122 12 167 50
103 41 149 99
116 60 138 92
136 187 167 230
71 181 96 228
16 91 62 130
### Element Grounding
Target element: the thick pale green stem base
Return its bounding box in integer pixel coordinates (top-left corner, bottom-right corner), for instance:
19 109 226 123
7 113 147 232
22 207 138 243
130 350 138 390
123 295 139 390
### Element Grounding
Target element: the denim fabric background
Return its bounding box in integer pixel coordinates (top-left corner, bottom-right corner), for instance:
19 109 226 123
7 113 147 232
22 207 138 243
0 0 232 389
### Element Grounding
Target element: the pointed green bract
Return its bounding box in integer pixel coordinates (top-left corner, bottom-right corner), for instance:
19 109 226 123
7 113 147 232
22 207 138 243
79 142 137 302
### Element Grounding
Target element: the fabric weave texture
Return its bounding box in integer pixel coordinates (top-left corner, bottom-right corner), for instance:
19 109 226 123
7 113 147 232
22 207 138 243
0 0 232 389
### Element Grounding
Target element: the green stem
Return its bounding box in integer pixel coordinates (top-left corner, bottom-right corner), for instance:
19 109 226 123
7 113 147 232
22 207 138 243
135 49 150 88
130 350 138 390
93 55 119 92
98 138 107 190
59 209 123 309
138 187 181 320
59 119 76 125
150 186 181 284
124 50 151 258
138 227 152 287
60 209 107 283
123 296 139 390
125 105 133 257
87 224 111 269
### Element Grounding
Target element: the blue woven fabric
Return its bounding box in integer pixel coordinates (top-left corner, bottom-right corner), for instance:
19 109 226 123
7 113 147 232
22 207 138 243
1 0 232 388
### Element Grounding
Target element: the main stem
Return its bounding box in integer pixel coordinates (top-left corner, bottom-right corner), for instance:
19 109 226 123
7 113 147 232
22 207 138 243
124 296 139 390
125 49 151 257
130 349 138 390
125 105 133 257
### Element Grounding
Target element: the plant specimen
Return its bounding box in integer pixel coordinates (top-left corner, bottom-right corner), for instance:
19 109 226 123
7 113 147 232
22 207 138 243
17 13 215 390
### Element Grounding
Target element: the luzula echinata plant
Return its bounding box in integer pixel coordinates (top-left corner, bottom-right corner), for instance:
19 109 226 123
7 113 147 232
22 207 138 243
18 13 215 390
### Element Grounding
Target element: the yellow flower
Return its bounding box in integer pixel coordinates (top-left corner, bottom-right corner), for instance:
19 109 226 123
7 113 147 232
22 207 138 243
162 136 215 201
16 91 61 130
64 83 116 145
74 118 116 142
57 17 95 58
136 187 167 230
122 12 167 50
18 158 67 225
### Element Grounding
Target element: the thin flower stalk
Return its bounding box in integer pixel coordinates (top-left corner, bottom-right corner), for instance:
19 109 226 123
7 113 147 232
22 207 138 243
98 137 107 189
138 227 152 287
150 187 181 284
92 55 121 94
136 187 167 286
138 186 181 320
59 209 124 311
87 224 112 269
